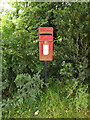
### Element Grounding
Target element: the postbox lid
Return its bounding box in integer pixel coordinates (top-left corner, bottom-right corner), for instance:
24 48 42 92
39 27 53 35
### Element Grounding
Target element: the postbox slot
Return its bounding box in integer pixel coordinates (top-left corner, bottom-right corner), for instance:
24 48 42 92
40 33 52 35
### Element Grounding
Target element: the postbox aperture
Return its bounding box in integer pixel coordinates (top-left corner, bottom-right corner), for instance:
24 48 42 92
39 27 53 61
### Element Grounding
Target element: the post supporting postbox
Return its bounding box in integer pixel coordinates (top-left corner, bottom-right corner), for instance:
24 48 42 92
45 61 47 83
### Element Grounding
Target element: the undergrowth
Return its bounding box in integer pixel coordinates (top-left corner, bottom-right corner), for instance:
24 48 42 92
3 80 89 119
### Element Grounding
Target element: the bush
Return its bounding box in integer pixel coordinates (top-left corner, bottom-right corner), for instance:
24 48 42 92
2 72 44 118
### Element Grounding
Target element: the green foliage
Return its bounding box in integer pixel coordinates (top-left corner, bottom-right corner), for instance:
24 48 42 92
4 81 88 118
14 73 44 103
60 61 74 78
2 72 44 119
1 1 89 119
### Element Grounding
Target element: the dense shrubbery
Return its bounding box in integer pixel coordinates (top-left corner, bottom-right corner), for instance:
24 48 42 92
2 73 44 118
1 2 89 118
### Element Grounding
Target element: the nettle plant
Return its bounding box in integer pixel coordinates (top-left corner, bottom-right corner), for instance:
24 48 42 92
2 72 44 115
14 73 44 104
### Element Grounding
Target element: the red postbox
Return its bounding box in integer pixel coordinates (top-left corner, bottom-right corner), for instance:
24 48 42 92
39 27 53 61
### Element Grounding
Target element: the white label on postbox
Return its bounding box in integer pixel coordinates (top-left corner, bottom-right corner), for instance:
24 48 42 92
43 44 49 55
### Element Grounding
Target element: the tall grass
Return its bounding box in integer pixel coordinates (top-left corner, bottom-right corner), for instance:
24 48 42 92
5 80 89 119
